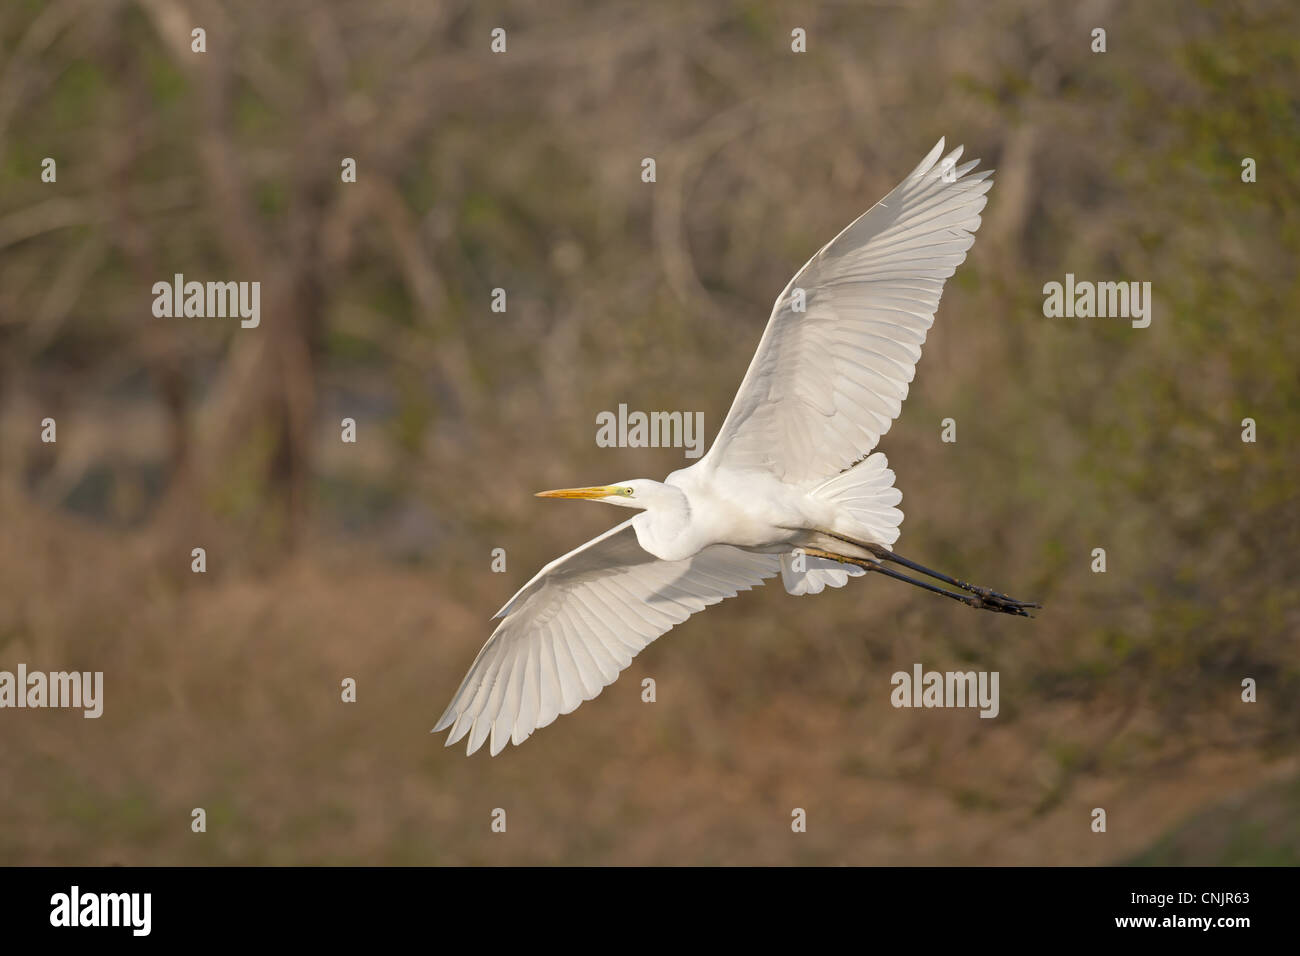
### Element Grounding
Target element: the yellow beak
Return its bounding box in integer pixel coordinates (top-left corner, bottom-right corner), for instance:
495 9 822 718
535 485 618 499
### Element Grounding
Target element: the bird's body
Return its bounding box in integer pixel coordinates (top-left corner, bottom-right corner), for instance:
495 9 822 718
640 466 826 561
436 138 1039 756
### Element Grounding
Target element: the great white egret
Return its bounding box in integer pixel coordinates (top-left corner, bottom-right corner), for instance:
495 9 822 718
436 138 1038 755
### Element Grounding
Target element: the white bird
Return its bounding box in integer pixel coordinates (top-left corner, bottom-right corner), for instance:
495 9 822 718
435 138 1038 756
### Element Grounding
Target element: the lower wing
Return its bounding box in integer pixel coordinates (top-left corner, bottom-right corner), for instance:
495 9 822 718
434 519 780 755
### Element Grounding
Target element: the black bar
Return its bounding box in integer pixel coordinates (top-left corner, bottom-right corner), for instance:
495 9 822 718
0 865 1283 943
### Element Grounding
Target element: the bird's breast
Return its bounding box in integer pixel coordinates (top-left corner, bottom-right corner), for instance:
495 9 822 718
651 470 806 559
631 511 700 562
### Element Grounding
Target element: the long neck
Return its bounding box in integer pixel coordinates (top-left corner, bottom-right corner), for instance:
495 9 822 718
630 483 692 561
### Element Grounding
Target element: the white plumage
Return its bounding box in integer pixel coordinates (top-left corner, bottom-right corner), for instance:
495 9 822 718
703 139 991 483
436 139 1005 755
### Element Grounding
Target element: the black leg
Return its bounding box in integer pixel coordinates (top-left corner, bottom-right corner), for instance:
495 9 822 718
871 564 1016 613
811 535 1034 616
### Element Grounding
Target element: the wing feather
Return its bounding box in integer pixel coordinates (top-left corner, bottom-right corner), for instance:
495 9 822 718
702 138 993 483
434 519 779 754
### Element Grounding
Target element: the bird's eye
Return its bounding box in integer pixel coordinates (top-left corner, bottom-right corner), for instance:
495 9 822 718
621 487 633 496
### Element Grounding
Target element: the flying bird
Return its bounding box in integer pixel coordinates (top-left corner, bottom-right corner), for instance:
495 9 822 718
436 138 1038 755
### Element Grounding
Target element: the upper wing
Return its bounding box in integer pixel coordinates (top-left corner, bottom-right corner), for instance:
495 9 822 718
434 519 779 755
701 138 992 484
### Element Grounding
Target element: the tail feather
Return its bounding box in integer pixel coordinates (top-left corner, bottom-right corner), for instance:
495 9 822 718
780 552 865 595
812 451 904 547
780 452 904 596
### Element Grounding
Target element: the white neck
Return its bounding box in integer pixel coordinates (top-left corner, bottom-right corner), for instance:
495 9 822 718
629 483 692 561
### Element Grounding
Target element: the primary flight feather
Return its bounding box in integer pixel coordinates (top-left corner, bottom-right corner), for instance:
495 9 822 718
435 138 1038 756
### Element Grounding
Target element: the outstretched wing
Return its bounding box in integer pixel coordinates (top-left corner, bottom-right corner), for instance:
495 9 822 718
702 138 992 484
434 519 779 755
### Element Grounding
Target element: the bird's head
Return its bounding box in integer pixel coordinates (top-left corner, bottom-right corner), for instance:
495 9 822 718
535 479 658 510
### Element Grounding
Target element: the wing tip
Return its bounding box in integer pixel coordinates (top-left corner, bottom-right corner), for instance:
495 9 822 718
919 138 999 190
916 137 947 178
433 696 465 732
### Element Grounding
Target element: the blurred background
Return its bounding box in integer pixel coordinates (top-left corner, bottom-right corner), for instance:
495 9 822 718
1 0 1298 865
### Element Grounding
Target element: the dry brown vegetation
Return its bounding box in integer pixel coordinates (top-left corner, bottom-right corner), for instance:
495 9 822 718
1 0 1297 864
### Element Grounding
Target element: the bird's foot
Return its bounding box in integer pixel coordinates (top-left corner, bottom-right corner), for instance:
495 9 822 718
960 585 1041 618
